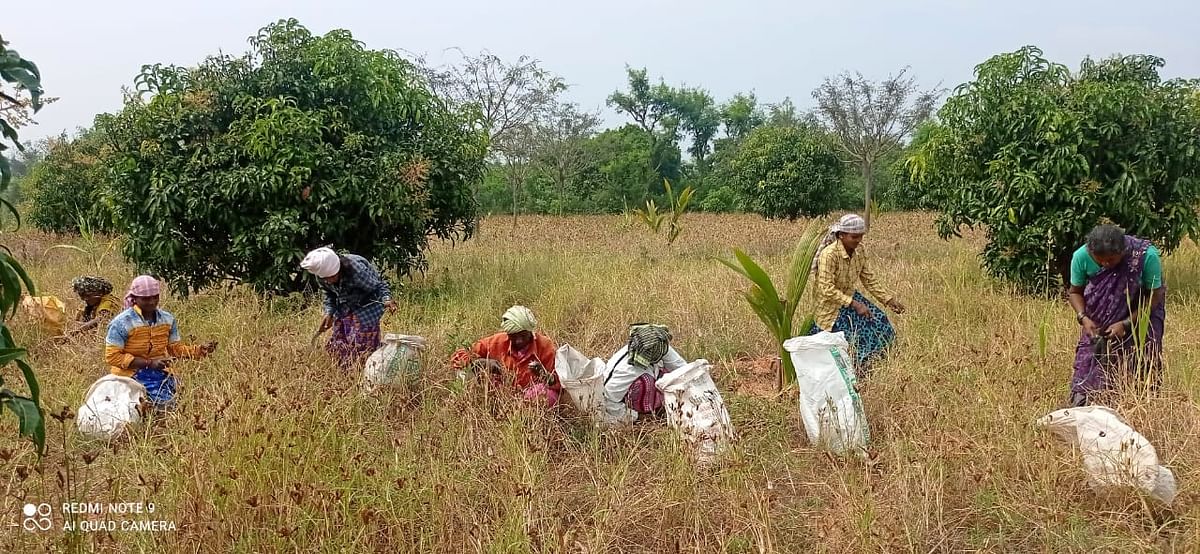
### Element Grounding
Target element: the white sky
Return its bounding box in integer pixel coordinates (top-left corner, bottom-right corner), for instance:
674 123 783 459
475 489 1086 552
6 0 1199 140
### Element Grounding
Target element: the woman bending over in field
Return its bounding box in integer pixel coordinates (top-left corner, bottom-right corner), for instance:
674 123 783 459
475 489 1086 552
301 247 397 370
67 275 121 336
1066 224 1166 407
449 306 560 406
601 323 688 421
809 214 905 373
104 276 217 409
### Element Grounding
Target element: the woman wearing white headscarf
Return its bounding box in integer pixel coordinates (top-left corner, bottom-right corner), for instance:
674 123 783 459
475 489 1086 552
300 247 395 370
449 305 560 406
810 214 905 373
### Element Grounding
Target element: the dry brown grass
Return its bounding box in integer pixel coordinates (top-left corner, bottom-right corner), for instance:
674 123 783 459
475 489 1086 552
1 212 1198 552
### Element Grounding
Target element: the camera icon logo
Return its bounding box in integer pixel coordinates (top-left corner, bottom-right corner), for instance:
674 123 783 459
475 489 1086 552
22 503 53 532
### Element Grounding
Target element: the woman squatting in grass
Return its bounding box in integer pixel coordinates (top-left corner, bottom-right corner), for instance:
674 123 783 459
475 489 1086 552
449 305 561 406
66 275 121 336
1066 223 1167 407
301 247 397 370
602 324 689 421
104 275 218 409
810 213 906 374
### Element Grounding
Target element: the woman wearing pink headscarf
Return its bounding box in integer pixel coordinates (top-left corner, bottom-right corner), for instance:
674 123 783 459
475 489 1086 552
104 276 217 408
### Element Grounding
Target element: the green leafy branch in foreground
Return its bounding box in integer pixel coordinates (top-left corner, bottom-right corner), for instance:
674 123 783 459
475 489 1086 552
0 32 47 454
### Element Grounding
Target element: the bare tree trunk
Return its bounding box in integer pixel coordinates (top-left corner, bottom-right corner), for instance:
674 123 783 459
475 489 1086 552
862 161 874 229
511 181 518 228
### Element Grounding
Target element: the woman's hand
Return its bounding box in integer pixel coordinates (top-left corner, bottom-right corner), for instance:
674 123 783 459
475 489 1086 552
887 299 906 314
1080 316 1100 338
148 357 171 371
1104 320 1129 339
200 341 219 356
851 300 872 319
318 314 334 333
383 299 397 313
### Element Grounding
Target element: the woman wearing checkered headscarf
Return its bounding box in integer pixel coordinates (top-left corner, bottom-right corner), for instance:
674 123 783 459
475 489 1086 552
69 276 120 333
602 323 688 420
809 213 906 375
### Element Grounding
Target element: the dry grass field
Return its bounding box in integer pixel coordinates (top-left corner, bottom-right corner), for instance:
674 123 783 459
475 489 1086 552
2 212 1199 552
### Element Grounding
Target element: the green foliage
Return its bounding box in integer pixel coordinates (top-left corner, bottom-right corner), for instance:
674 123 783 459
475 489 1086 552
633 179 693 245
717 125 844 220
717 221 824 384
95 19 488 294
26 130 114 233
0 33 46 455
572 124 677 212
697 185 742 213
912 46 1200 293
720 93 765 141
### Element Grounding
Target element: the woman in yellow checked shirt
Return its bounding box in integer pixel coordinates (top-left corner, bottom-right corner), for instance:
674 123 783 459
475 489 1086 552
808 214 906 374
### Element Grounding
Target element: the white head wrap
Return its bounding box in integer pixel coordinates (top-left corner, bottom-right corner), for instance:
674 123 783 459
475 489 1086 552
832 213 867 234
811 214 868 274
500 305 537 334
300 247 341 278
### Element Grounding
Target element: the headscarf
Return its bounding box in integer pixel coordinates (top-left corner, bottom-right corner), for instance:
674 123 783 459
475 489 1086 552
811 213 868 274
124 275 162 308
500 305 537 334
300 247 341 279
72 276 113 298
628 323 671 367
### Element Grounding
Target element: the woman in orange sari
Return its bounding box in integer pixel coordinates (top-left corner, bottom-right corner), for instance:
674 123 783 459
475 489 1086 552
450 305 559 406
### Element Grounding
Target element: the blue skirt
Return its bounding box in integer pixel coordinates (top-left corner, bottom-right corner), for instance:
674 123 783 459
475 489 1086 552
133 367 178 410
809 291 896 369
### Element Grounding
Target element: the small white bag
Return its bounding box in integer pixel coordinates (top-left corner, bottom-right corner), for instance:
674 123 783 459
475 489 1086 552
783 332 869 456
363 334 427 393
1037 405 1177 505
77 375 147 441
553 344 607 417
656 359 735 466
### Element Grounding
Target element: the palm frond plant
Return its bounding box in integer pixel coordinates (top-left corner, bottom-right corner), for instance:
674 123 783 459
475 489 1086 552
718 220 825 385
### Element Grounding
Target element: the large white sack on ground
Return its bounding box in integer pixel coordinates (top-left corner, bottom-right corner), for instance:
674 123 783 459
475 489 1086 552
656 359 735 466
554 344 607 417
363 334 427 393
783 332 869 456
1037 405 1177 505
77 375 147 441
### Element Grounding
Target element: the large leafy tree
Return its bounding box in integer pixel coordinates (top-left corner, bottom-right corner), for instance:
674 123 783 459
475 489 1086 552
26 129 114 233
0 33 46 454
607 67 690 190
575 125 660 212
911 46 1200 293
812 68 940 228
716 124 844 220
97 19 487 294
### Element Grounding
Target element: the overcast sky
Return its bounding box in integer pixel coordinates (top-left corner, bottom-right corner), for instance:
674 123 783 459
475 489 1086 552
6 0 1199 141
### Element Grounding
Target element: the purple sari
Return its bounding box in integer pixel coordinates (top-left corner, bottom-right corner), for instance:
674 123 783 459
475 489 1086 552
1070 236 1165 402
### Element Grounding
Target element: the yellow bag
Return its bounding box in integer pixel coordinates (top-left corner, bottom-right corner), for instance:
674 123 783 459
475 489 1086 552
20 295 67 336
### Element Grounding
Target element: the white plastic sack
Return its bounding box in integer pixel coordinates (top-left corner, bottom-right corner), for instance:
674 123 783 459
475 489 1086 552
77 375 147 441
553 344 607 417
783 332 869 456
656 359 735 466
1037 405 1177 505
363 334 427 393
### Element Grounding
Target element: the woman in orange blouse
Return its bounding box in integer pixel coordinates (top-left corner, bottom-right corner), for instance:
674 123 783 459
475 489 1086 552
450 305 559 406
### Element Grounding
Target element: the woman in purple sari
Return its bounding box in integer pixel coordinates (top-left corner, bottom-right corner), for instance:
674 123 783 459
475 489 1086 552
1066 224 1166 407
